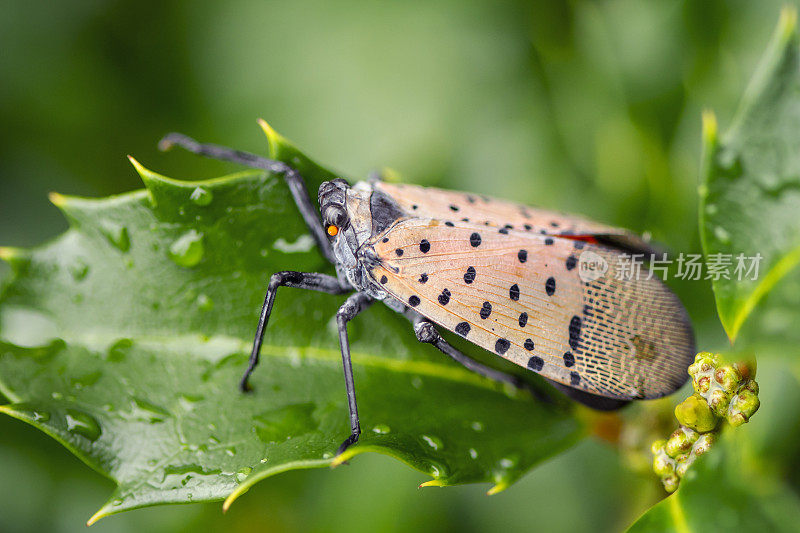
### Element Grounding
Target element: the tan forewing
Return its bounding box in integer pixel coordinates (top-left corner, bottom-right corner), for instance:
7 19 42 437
376 182 653 252
369 218 694 400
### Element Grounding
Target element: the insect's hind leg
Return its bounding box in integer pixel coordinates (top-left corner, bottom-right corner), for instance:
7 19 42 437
159 132 336 264
243 271 351 392
410 316 552 403
334 292 373 457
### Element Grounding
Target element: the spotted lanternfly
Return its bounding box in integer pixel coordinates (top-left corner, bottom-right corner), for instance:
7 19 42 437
160 131 695 457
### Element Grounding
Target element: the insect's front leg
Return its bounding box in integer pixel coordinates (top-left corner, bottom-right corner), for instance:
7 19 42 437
242 271 352 391
334 291 373 457
407 313 552 404
159 132 337 263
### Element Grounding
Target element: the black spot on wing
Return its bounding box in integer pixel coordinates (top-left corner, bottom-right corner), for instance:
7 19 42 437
464 266 476 284
527 356 543 371
568 315 582 350
419 239 430 253
438 288 451 305
509 284 520 301
480 302 492 319
495 338 510 355
545 277 556 296
470 232 482 247
408 295 420 307
455 322 471 337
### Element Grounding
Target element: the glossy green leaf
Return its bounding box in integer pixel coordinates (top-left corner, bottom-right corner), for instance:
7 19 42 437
0 124 582 523
699 7 800 342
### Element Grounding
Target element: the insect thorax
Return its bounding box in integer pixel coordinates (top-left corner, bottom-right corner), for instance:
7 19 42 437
319 179 406 300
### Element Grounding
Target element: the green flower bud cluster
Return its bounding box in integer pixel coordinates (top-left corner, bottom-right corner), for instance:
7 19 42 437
651 352 759 492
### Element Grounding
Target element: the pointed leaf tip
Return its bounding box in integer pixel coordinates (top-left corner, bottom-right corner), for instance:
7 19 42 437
701 110 717 147
0 247 30 273
419 479 445 488
257 118 284 159
127 155 171 192
486 481 509 495
779 5 798 42
48 191 66 207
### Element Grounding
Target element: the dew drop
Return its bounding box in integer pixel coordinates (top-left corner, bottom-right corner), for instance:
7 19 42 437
420 434 443 451
470 421 484 432
196 294 213 312
705 204 718 216
225 447 236 457
168 230 205 268
468 448 478 459
111 499 123 507
411 376 423 390
372 424 391 435
13 403 50 422
64 409 101 441
190 187 213 206
100 221 130 252
499 457 516 469
51 392 63 400
713 226 731 244
235 467 252 483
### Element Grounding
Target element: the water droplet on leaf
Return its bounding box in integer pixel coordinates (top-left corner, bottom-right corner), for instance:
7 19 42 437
64 409 101 441
168 230 205 268
196 294 213 311
372 424 391 435
714 226 731 244
236 467 252 483
420 434 443 450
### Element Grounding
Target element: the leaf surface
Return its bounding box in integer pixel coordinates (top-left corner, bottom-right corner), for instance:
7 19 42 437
700 8 800 341
0 125 582 522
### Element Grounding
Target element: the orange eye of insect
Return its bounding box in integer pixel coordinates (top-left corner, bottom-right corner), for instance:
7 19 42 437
327 225 339 237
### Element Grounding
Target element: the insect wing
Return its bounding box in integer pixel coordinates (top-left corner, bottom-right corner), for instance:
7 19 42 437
376 182 654 253
371 218 694 400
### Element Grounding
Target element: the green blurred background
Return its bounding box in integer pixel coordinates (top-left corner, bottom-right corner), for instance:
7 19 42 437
0 1 794 531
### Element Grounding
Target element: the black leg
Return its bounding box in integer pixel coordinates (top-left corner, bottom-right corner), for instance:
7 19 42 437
409 315 552 404
334 292 373 457
159 132 336 264
242 271 351 392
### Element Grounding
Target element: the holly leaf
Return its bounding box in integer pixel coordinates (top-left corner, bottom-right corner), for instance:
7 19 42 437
0 122 582 523
700 7 800 342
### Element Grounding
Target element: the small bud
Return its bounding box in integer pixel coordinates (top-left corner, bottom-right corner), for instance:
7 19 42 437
662 474 680 493
676 457 694 478
653 454 675 476
692 433 717 456
714 365 741 394
651 439 667 455
726 381 760 426
675 394 718 433
696 376 711 394
665 427 697 457
708 389 731 417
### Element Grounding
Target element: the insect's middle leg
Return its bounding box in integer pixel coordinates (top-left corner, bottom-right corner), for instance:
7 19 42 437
334 292 373 457
242 271 351 392
408 315 552 403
